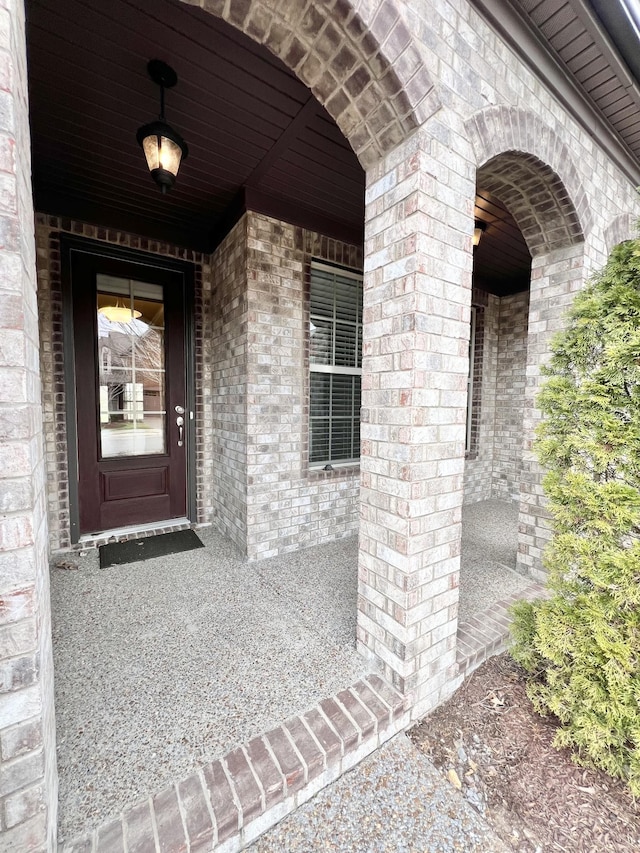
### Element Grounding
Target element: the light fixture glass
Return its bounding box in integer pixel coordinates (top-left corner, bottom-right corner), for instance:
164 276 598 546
137 60 188 193
98 302 142 323
141 132 183 176
473 220 486 246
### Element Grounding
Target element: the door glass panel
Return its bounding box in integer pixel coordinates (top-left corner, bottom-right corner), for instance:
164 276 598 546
97 275 166 458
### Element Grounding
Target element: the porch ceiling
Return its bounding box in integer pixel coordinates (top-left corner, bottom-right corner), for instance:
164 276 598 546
27 0 532 294
26 0 366 252
473 192 532 295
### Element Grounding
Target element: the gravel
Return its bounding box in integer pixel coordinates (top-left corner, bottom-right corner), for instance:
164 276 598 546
250 734 509 852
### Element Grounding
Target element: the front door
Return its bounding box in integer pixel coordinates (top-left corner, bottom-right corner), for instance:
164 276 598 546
69 246 190 535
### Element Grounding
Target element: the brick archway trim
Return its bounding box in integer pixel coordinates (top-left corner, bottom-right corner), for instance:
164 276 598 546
465 106 592 255
179 0 439 167
604 212 637 252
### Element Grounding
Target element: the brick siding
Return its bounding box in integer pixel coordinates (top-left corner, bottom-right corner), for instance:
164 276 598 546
0 2 57 849
491 291 529 502
463 288 496 503
517 244 589 579
358 125 474 718
245 214 363 559
209 211 364 560
210 218 250 552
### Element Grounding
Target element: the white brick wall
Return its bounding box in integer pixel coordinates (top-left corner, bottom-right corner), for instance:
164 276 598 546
208 212 364 560
517 244 589 579
359 125 474 717
210 219 250 552
463 290 497 503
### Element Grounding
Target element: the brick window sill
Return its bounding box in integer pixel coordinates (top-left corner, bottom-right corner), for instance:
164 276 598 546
307 463 360 481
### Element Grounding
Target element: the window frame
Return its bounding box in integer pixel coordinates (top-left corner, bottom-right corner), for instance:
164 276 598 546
308 259 363 469
465 306 477 453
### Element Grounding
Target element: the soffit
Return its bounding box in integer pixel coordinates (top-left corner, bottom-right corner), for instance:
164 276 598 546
507 0 640 167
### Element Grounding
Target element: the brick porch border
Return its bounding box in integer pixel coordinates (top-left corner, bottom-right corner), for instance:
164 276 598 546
57 519 198 554
62 674 408 852
456 582 548 676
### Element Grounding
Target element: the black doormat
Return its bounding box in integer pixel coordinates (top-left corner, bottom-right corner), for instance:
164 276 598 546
99 529 205 569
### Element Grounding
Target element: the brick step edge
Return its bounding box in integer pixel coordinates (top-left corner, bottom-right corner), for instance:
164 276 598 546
62 674 408 853
55 519 195 553
456 582 549 677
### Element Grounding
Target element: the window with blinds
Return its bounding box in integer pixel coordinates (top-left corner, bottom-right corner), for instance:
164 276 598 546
309 262 363 465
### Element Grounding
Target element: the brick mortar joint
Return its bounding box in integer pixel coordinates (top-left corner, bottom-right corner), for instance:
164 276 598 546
173 778 195 852
220 755 243 835
280 723 308 786
241 742 267 814
63 674 405 851
260 734 288 795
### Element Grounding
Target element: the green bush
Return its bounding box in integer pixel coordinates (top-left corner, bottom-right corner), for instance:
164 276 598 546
510 234 640 795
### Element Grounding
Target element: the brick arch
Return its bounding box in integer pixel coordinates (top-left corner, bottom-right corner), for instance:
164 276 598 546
465 107 591 255
178 0 439 167
604 212 637 252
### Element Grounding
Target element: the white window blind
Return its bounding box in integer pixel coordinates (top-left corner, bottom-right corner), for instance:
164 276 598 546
309 262 363 465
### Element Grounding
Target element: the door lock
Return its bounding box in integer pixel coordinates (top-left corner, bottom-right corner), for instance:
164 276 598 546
174 405 185 414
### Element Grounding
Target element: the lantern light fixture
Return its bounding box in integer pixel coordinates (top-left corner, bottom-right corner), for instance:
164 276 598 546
136 60 188 193
473 220 486 247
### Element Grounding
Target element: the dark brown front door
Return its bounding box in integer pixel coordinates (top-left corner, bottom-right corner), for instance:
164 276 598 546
70 248 189 535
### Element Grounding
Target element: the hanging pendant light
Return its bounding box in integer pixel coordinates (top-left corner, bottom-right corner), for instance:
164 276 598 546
136 60 188 193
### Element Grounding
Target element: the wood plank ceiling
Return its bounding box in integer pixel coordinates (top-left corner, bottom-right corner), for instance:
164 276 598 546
474 192 532 294
26 0 533 294
26 0 365 251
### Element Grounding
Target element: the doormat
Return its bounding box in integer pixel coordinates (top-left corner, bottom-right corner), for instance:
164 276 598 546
99 529 204 569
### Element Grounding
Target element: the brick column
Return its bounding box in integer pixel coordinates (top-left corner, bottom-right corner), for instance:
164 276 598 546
0 1 57 850
357 127 474 719
517 244 587 580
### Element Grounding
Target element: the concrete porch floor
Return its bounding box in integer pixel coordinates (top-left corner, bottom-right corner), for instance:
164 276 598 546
459 499 530 623
51 499 531 843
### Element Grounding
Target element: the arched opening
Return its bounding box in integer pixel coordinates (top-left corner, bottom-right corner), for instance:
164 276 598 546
6 0 639 849
458 145 587 676
460 189 532 622
25 0 433 842
605 212 637 253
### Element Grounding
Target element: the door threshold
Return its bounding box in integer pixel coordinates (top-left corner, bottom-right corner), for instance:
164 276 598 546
76 518 192 551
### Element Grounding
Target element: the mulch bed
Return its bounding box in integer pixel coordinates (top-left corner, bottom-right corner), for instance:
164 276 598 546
409 654 640 852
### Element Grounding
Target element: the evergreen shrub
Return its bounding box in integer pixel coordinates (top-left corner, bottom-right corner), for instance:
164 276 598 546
510 233 640 794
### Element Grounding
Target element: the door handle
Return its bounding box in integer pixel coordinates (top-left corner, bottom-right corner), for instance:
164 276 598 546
176 415 184 447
